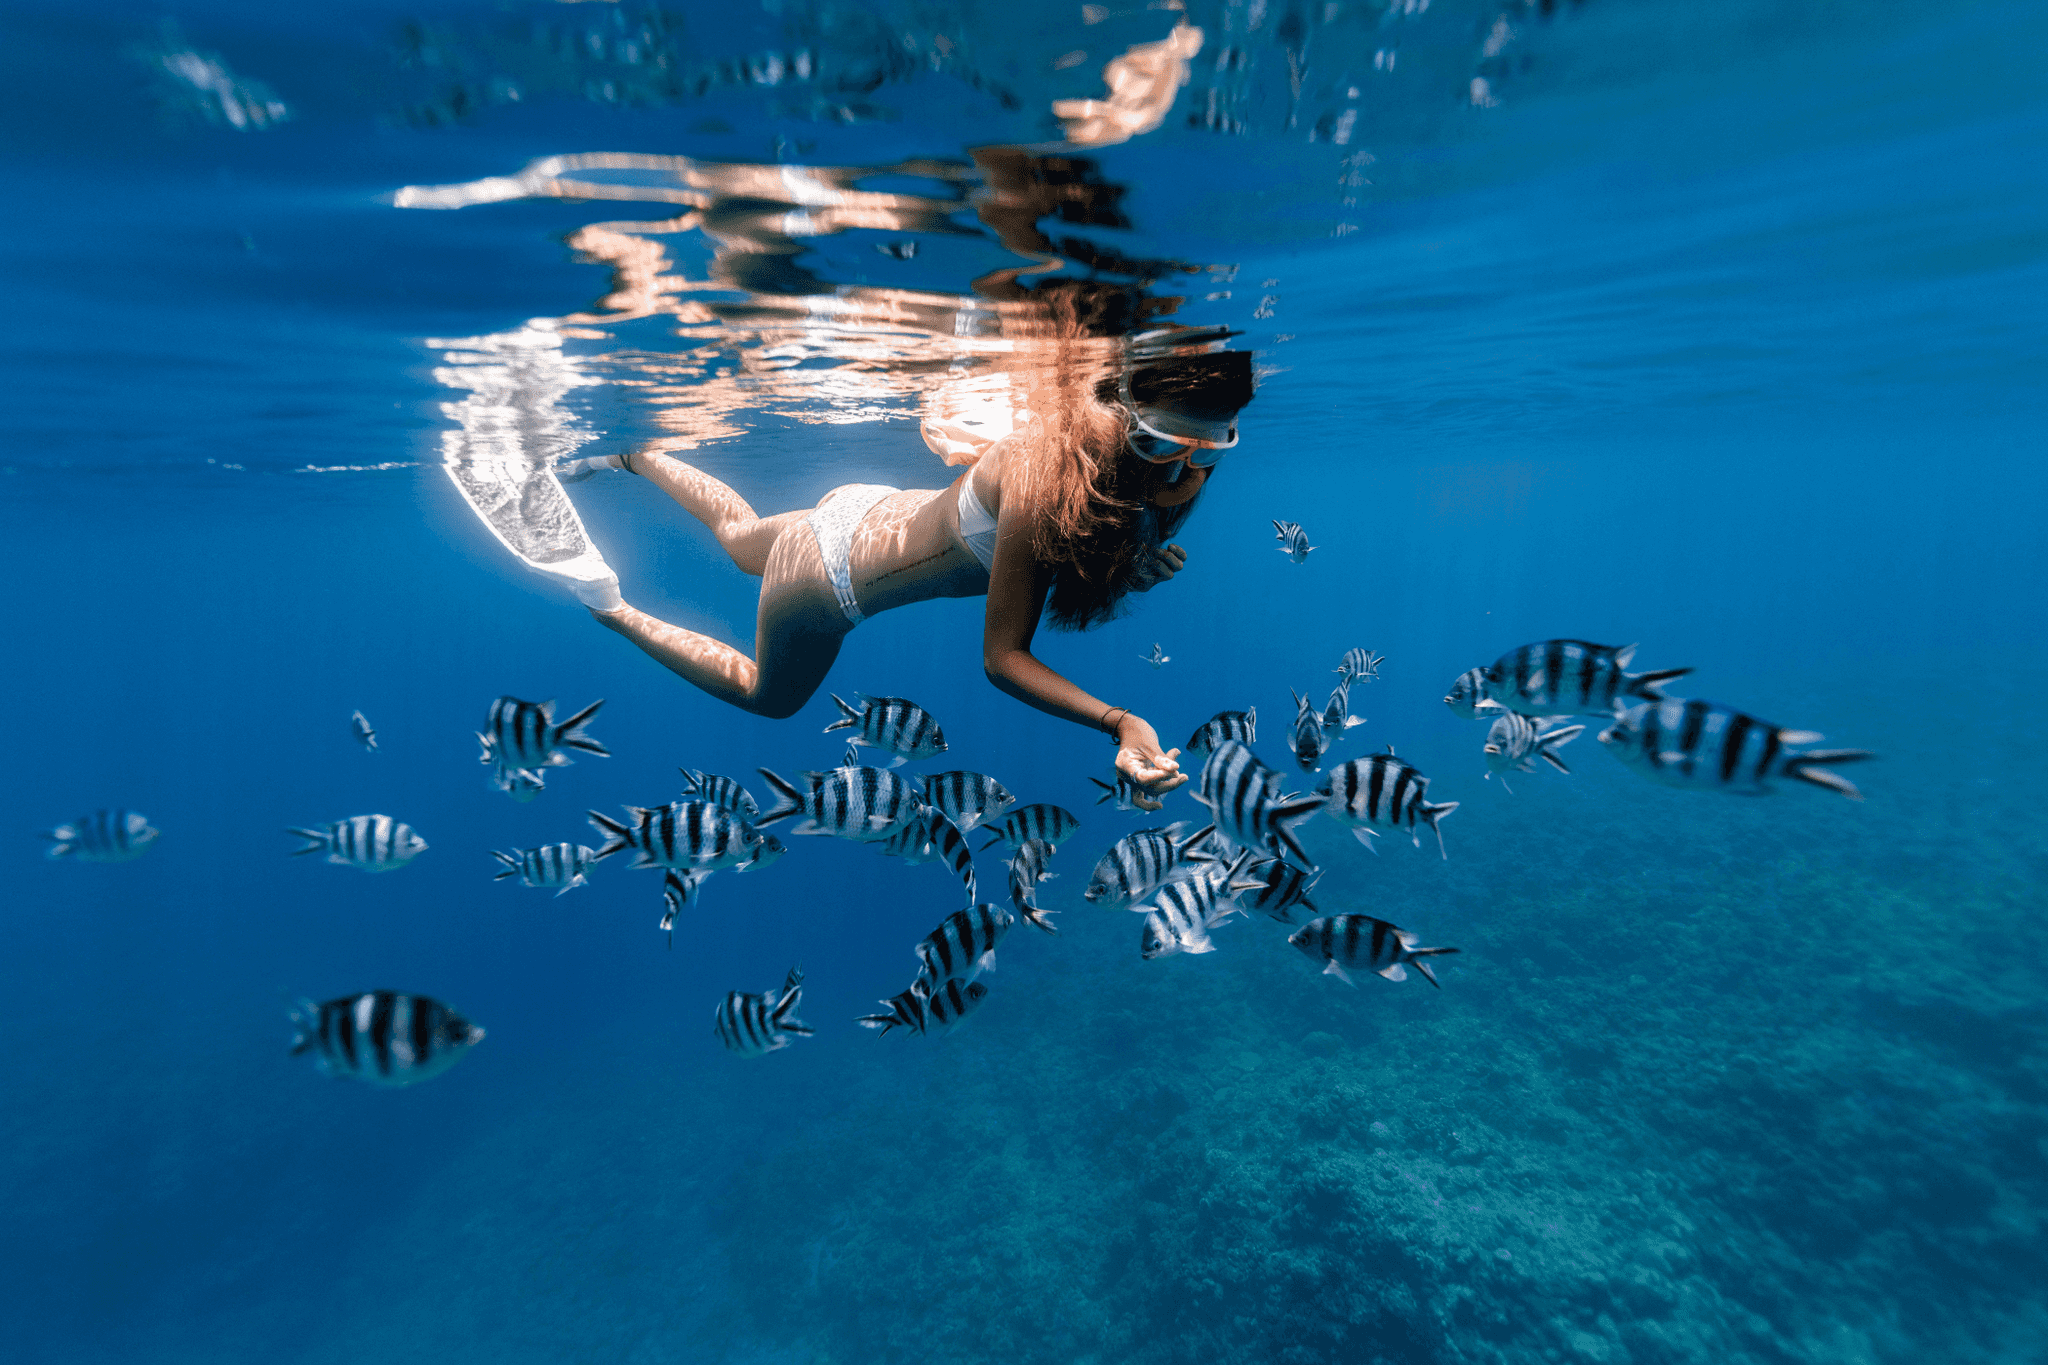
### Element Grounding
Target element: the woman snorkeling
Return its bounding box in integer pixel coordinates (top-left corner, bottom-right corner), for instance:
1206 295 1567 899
563 343 1253 806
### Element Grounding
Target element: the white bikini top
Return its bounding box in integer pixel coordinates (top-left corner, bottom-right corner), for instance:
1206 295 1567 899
956 476 998 572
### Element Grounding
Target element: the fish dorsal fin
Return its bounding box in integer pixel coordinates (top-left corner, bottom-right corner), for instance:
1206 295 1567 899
1614 644 1637 669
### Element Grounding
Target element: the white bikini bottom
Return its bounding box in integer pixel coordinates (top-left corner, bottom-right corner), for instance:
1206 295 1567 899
806 485 898 625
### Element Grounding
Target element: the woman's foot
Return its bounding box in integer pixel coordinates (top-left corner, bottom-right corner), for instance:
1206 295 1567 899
560 452 634 482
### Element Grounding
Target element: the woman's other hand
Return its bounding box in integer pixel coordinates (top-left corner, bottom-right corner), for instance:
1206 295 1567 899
1114 716 1187 809
1129 542 1187 592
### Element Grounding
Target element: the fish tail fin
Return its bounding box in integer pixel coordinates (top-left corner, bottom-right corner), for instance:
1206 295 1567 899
285 828 329 857
1408 946 1460 990
1626 667 1692 701
754 768 805 824
1018 904 1059 935
858 1012 900 1035
1423 801 1459 859
1538 724 1586 771
821 694 860 733
476 732 495 765
585 809 633 861
1784 750 1875 801
1089 777 1117 804
1271 821 1320 873
288 997 319 1054
42 826 76 857
1174 824 1218 860
554 700 609 756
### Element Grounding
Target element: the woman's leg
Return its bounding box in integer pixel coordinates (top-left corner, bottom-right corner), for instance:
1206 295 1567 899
626 448 804 577
592 520 847 719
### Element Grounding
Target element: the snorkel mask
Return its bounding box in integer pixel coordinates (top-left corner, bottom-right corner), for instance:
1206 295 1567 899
1115 331 1246 476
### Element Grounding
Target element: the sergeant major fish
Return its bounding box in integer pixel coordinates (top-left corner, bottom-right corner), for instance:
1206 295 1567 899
1007 838 1059 935
714 966 813 1057
679 769 760 820
1315 751 1459 858
1336 648 1385 684
44 809 159 862
823 693 948 764
1482 713 1585 793
1289 915 1459 988
660 868 711 946
1273 519 1315 564
290 990 484 1086
477 696 608 771
1083 822 1216 909
489 763 546 802
912 903 1015 994
587 801 766 871
1291 689 1330 772
1142 642 1171 669
872 807 977 905
1598 699 1874 800
979 803 1080 853
1193 741 1322 870
1228 857 1323 923
1321 682 1365 736
350 710 377 752
491 842 596 896
859 979 988 1035
1446 641 1690 719
1185 708 1256 754
757 766 925 843
1088 773 1151 810
1140 877 1245 959
920 771 1016 832
288 815 428 873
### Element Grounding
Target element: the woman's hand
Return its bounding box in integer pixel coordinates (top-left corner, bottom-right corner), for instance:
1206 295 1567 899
1129 542 1187 592
1114 714 1187 809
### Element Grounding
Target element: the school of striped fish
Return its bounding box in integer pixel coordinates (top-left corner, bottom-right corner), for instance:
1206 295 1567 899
36 624 1869 1083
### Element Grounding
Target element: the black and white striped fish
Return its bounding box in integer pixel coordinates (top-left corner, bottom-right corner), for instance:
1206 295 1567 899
756 766 924 843
587 801 765 871
491 842 596 896
920 770 1016 832
737 832 785 873
678 769 760 820
477 696 608 770
350 710 377 752
1289 915 1459 988
1088 773 1151 810
1140 877 1245 959
1273 519 1315 563
290 991 485 1086
287 815 429 873
1185 708 1257 754
1448 641 1691 719
1193 742 1322 870
660 868 710 944
1315 752 1459 858
979 803 1080 853
871 807 976 904
1336 648 1385 684
1598 700 1874 800
1291 689 1330 772
1008 838 1059 935
1227 857 1323 923
912 903 1015 994
489 762 546 802
859 978 988 1036
1482 713 1585 793
1083 822 1216 908
1142 642 1170 669
714 966 813 1057
823 693 948 764
1321 682 1365 735
43 809 159 862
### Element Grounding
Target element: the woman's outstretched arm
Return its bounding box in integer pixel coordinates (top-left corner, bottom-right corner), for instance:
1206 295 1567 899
981 494 1187 805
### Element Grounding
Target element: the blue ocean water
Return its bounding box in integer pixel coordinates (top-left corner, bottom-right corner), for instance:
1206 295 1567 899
3 0 2044 1361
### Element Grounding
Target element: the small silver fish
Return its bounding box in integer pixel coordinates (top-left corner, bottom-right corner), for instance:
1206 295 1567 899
978 803 1080 853
1315 751 1458 858
290 991 484 1086
1142 643 1170 668
477 696 608 770
1598 700 1873 799
1291 689 1330 772
1289 915 1459 987
1335 649 1385 684
44 809 159 862
1273 519 1315 563
1482 713 1585 793
678 769 760 820
875 240 919 260
1193 742 1322 870
349 710 377 752
287 815 428 873
587 802 765 871
921 771 1016 832
1185 708 1257 754
714 967 812 1057
490 843 596 896
912 903 1015 994
823 693 948 764
1008 838 1059 935
757 766 925 843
